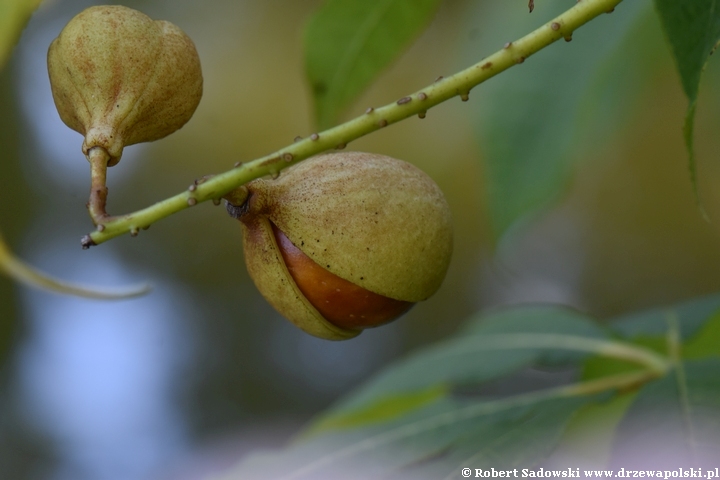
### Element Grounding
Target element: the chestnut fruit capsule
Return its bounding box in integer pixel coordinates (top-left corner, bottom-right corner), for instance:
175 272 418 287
229 152 453 340
47 5 203 166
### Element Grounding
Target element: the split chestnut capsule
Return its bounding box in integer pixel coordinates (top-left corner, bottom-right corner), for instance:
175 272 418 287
227 152 453 340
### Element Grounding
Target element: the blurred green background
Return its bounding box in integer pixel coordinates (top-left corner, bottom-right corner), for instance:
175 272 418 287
1 0 720 478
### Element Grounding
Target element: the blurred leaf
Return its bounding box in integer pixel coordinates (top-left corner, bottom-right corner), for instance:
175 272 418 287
608 359 720 467
214 307 633 480
0 233 152 299
653 0 720 203
304 0 441 129
470 0 649 239
582 336 668 383
305 386 446 437
325 306 608 415
215 297 720 479
608 293 720 340
216 392 603 480
579 299 720 467
545 393 637 469
653 0 720 99
582 351 650 383
684 310 720 359
583 295 720 384
0 1 57 302
0 0 42 70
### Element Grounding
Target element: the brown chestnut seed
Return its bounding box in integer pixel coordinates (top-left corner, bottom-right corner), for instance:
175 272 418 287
272 224 414 330
234 151 453 340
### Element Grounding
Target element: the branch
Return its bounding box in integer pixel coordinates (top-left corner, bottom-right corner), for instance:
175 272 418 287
84 0 623 248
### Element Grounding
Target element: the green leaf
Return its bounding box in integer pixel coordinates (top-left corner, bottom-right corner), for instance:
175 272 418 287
213 307 633 479
608 294 720 341
582 356 640 382
583 295 720 382
214 297 720 480
325 306 608 415
608 359 720 466
0 233 151 299
545 393 638 470
304 0 441 129
0 0 42 70
684 310 720 359
466 0 649 239
654 0 720 100
304 386 446 437
215 391 604 480
653 0 720 208
583 299 720 466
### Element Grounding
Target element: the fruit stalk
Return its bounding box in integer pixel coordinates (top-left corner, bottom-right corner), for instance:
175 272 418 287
88 147 111 224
